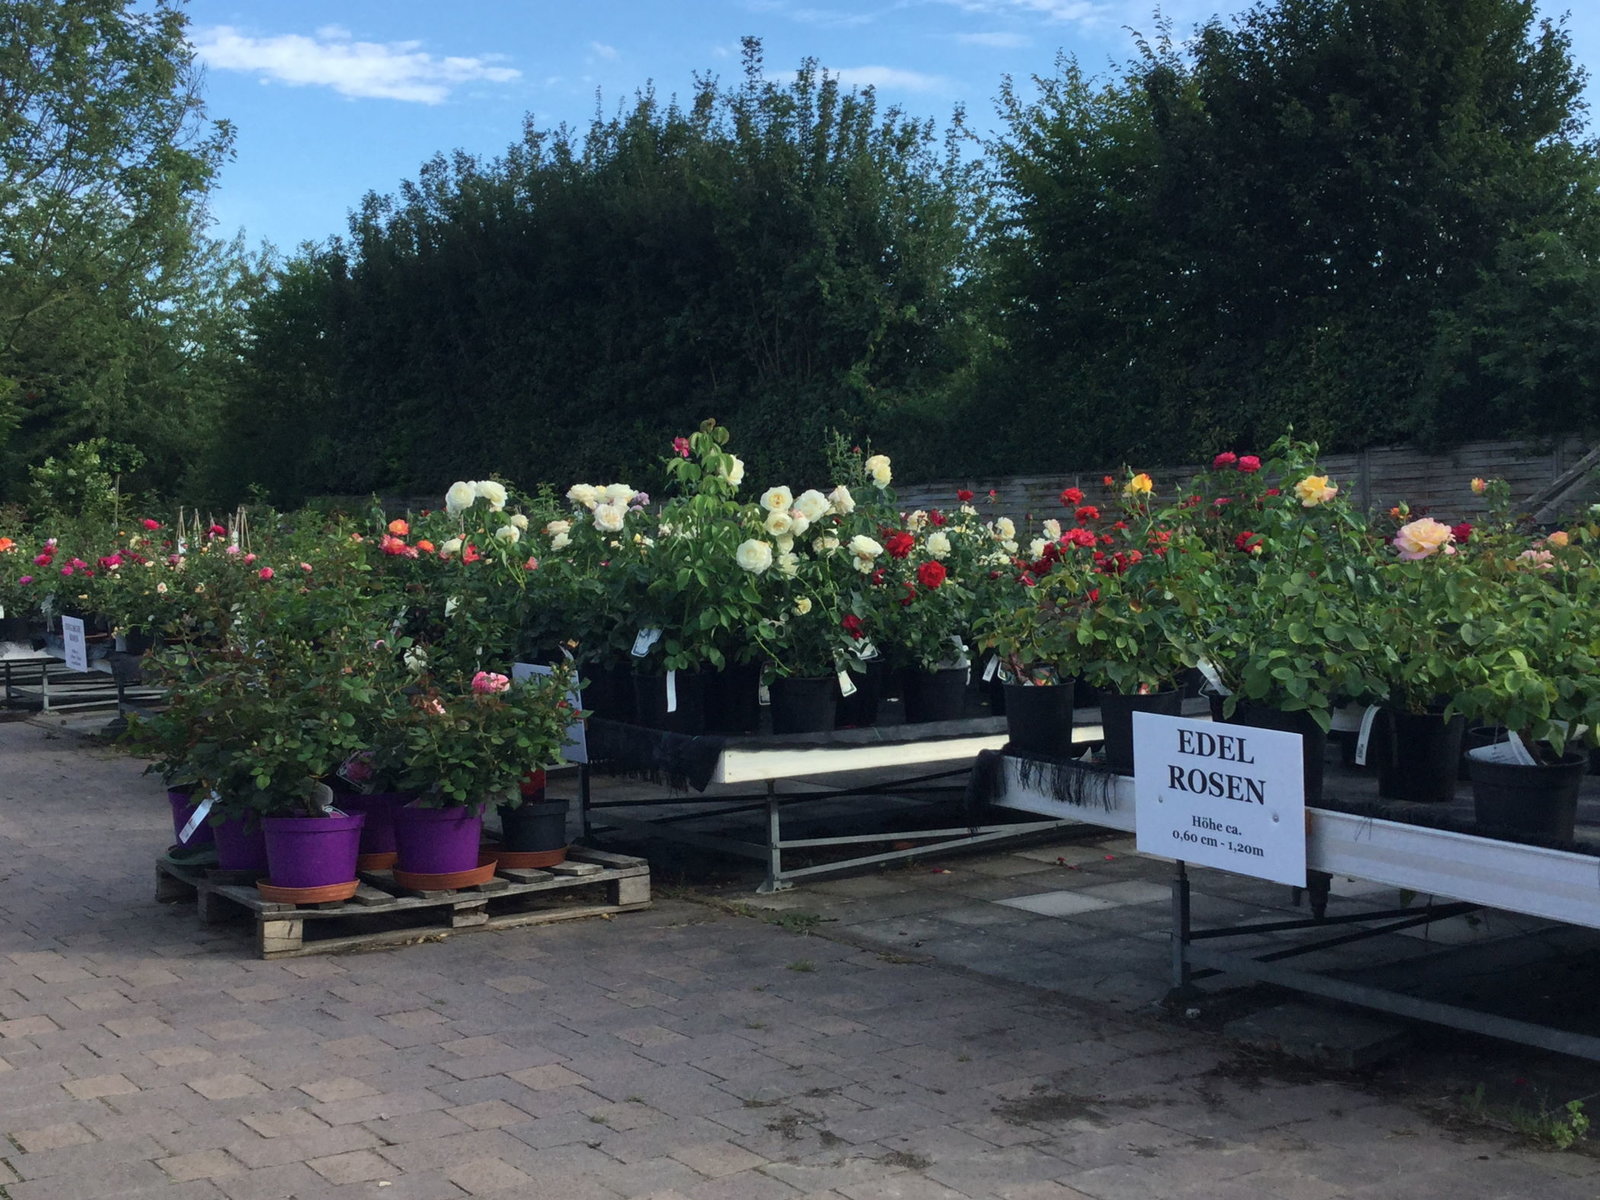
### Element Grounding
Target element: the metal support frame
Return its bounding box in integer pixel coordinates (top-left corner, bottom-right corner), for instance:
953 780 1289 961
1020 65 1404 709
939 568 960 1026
578 761 1079 893
1166 858 1600 1062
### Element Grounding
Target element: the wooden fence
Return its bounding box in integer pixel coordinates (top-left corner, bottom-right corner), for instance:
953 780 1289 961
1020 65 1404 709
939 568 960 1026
893 437 1596 526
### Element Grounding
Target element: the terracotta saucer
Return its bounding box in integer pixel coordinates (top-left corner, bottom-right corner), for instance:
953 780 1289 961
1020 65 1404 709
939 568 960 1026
256 878 360 904
356 851 398 870
392 853 498 891
490 845 570 869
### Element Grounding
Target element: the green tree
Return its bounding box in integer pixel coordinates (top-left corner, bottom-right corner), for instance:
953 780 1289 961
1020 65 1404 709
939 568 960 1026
0 0 240 501
970 0 1597 470
223 39 979 503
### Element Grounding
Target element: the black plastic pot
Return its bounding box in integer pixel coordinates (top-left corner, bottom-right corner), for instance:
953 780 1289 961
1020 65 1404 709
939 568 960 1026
770 675 838 734
1468 750 1585 840
632 668 707 735
835 658 887 728
1099 689 1183 774
1459 725 1503 782
704 660 762 734
1004 681 1075 757
1375 709 1465 804
901 666 969 723
497 799 570 853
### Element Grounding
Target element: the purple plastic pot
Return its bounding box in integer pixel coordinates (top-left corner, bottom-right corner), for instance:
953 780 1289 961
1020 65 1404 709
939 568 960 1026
167 788 215 847
212 814 269 874
391 802 485 875
330 791 415 857
263 812 365 889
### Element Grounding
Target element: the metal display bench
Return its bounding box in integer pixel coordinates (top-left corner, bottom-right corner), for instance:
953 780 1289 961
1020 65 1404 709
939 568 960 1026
991 755 1600 1062
2 639 163 720
578 716 1090 893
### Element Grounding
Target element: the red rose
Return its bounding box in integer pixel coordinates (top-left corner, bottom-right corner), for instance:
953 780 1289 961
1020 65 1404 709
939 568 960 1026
870 567 886 586
1234 530 1262 553
1064 527 1096 548
884 531 915 559
1074 505 1099 523
1086 588 1101 603
956 489 974 502
928 508 946 527
462 544 482 563
1213 452 1238 469
141 518 161 530
1238 455 1261 473
841 614 865 640
917 560 947 589
1060 487 1084 506
1451 522 1473 543
1264 488 1281 497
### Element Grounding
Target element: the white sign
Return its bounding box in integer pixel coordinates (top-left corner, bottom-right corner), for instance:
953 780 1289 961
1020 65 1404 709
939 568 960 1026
513 662 588 764
60 615 89 672
1133 712 1306 887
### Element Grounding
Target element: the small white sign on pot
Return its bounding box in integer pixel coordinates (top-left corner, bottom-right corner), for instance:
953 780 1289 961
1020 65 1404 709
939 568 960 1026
61 615 89 672
1133 712 1306 887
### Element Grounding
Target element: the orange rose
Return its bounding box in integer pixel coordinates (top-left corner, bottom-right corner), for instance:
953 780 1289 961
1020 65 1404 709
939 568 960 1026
388 518 409 536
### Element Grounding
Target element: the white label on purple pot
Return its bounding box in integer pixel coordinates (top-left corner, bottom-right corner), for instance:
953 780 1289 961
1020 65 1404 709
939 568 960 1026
179 792 216 843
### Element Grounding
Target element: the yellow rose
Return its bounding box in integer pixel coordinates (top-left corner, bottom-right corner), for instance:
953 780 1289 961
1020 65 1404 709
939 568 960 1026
1392 518 1454 560
1124 472 1154 496
1546 530 1570 548
1294 475 1338 507
1470 477 1488 495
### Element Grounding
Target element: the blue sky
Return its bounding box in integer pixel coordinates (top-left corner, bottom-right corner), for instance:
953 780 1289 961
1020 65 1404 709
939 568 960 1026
180 0 1600 254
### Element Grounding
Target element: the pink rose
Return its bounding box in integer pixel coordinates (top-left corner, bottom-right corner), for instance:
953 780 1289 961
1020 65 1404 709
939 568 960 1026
1237 456 1261 473
673 436 691 458
471 671 511 694
1212 452 1237 469
258 567 274 580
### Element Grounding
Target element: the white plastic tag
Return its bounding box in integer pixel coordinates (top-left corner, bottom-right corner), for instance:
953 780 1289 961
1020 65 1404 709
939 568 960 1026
311 781 335 813
982 654 999 682
665 668 678 713
179 791 216 842
758 684 771 706
631 627 662 658
1195 658 1230 696
837 669 857 698
1506 731 1538 766
859 640 881 661
1353 705 1381 766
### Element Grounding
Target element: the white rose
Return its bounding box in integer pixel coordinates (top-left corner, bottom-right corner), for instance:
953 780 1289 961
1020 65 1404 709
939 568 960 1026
475 480 508 511
495 524 521 544
602 483 635 506
776 551 799 578
794 596 813 616
1042 519 1061 541
927 531 952 560
736 538 774 574
776 534 795 553
551 531 571 551
849 535 883 573
828 484 855 514
593 502 627 533
445 481 476 515
814 534 840 555
960 503 978 517
566 483 599 509
787 511 811 537
722 456 746 487
1029 538 1047 559
864 454 892 488
544 519 571 537
510 513 529 531
440 537 463 556
764 509 795 537
1002 539 1019 555
793 490 830 522
906 510 928 531
760 485 794 513
994 517 1016 541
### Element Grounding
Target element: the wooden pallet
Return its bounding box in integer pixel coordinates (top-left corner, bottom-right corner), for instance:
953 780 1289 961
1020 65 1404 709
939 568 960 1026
154 846 650 958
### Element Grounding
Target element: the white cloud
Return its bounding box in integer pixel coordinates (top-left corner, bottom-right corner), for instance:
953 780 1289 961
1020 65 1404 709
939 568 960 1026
746 0 875 28
941 0 1215 31
829 66 952 92
192 25 521 104
589 41 620 60
952 31 1032 48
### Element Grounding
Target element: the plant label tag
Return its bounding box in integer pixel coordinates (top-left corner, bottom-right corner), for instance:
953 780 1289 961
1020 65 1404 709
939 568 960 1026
178 791 216 843
665 668 678 713
837 669 857 698
859 640 880 661
1353 705 1381 767
758 684 772 706
982 654 999 682
310 781 336 813
514 662 587 763
1506 731 1538 766
631 627 662 658
1194 659 1230 696
60 615 89 672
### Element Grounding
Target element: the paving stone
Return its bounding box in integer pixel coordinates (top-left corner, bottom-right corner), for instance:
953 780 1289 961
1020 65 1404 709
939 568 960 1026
158 1149 245 1181
305 1148 394 1184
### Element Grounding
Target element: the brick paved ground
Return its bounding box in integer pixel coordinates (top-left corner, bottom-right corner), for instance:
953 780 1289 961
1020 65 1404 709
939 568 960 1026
3 718 1599 1198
